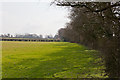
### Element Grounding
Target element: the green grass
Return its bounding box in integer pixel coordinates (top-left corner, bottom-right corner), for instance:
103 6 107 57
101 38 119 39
2 41 106 78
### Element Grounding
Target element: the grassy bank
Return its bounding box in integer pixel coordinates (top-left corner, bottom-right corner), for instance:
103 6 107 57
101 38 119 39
2 41 106 78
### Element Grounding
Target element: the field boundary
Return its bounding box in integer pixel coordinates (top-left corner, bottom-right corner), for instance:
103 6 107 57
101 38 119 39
1 38 61 42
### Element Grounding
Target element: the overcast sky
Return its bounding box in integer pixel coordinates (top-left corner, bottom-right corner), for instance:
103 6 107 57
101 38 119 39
0 0 69 36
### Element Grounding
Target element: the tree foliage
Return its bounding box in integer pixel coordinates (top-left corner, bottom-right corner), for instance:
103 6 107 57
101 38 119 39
57 1 120 78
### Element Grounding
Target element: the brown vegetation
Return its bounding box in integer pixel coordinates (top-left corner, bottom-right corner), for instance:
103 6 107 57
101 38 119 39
56 1 120 78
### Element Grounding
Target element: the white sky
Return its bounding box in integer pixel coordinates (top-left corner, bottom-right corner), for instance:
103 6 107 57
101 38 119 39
0 0 69 36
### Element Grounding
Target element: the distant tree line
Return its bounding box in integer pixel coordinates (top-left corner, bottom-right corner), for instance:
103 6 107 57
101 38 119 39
0 33 60 39
56 1 120 78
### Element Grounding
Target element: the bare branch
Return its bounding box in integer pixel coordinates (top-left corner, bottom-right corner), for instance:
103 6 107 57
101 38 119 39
56 2 120 12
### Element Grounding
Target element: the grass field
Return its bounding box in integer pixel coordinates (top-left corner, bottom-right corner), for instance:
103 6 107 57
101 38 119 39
2 41 106 78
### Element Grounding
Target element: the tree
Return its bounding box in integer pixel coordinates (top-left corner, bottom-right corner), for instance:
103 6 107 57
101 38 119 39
56 1 120 78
